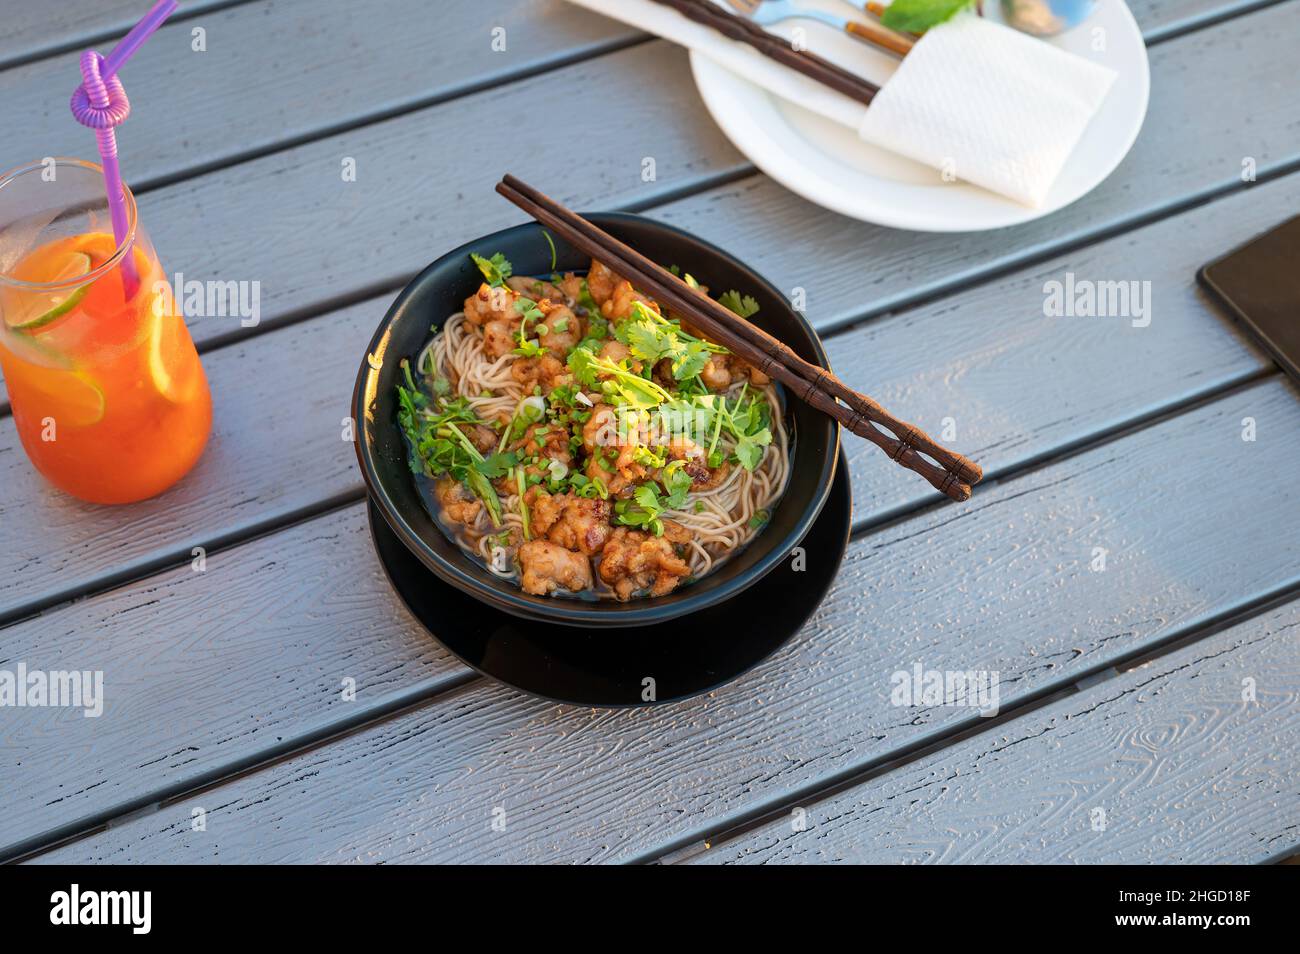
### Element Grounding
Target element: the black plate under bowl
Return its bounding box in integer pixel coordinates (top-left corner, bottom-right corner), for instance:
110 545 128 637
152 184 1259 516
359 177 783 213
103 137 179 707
353 212 839 627
367 450 851 707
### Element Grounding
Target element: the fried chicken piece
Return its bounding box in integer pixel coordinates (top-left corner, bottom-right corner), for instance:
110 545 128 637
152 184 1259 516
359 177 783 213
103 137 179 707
598 339 642 375
581 406 649 497
585 453 634 498
483 319 517 359
466 424 499 455
518 540 593 596
696 352 771 391
585 258 661 321
506 275 566 302
526 490 612 556
434 476 482 525
535 299 583 356
699 354 732 391
513 422 573 465
741 362 771 387
586 259 620 306
510 353 571 393
597 522 692 601
665 438 730 491
464 282 517 327
557 272 584 303
510 422 574 484
582 405 622 455
601 279 661 321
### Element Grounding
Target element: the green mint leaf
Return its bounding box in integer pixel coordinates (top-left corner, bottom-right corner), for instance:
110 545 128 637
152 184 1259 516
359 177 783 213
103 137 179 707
881 0 972 32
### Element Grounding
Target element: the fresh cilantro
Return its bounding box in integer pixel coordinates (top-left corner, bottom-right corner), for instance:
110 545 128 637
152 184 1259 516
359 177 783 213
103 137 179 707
615 301 727 383
733 432 770 472
395 370 507 528
474 451 519 480
470 252 512 287
615 483 668 536
718 289 760 320
672 340 712 381
567 346 671 407
660 461 693 510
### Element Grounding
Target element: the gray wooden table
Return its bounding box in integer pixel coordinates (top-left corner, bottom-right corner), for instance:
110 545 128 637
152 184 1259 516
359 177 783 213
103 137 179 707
2 0 1297 865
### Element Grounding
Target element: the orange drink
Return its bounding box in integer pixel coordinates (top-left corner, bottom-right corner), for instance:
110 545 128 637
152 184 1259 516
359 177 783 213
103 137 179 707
0 159 210 503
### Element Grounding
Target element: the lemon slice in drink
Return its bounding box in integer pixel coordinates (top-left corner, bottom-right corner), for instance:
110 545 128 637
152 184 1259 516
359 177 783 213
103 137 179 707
2 251 93 331
147 308 199 403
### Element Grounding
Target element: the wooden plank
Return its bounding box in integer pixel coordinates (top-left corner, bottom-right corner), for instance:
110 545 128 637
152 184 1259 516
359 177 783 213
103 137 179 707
4 1 1296 417
1140 0 1285 39
689 598 1300 864
0 0 1245 185
3 163 1294 623
0 503 472 860
0 0 239 70
3 0 640 190
28 376 1300 864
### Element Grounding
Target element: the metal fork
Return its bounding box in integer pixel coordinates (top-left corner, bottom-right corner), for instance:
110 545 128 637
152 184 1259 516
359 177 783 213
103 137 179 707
721 0 915 57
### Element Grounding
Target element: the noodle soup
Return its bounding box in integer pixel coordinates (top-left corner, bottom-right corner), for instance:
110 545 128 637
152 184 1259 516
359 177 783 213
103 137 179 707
396 249 791 602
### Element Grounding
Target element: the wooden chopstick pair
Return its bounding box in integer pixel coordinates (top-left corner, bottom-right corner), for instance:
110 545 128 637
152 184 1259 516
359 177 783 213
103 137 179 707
650 0 917 104
496 175 983 502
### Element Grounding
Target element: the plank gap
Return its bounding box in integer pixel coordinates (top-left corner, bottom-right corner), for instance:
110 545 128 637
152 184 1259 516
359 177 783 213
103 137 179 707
4 669 484 864
651 573 1300 865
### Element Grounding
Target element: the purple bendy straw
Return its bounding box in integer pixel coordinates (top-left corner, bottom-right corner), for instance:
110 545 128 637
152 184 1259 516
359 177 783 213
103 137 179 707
69 0 178 297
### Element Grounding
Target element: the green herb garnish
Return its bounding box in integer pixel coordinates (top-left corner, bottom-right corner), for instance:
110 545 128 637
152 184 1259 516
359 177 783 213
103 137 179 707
471 252 512 287
718 290 760 320
881 0 971 32
396 360 509 528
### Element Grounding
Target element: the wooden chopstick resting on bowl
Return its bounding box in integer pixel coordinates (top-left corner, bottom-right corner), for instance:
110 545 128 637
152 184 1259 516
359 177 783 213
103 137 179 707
496 175 983 502
649 0 878 105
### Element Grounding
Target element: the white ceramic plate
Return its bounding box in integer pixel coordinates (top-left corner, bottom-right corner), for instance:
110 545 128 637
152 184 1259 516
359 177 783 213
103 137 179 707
690 1 1150 231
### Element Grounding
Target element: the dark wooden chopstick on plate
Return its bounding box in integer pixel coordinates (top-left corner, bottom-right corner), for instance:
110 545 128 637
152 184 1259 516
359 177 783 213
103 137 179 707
496 174 983 502
650 0 879 105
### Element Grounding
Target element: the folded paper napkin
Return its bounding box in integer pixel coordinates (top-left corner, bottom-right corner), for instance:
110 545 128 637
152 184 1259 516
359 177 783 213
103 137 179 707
564 0 1117 207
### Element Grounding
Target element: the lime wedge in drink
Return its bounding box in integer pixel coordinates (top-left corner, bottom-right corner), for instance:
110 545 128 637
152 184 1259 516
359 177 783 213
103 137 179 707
55 370 106 427
6 360 106 428
2 251 93 331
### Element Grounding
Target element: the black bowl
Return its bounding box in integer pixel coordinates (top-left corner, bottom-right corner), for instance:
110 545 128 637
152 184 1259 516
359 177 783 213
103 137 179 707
353 213 838 627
